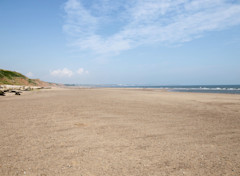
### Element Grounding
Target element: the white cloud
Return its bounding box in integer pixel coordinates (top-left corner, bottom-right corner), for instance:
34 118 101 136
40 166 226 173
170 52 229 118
77 68 89 75
50 68 73 77
26 72 34 78
63 0 240 55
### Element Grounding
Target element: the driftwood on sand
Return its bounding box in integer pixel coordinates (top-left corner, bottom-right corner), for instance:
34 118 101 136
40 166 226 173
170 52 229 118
0 90 5 96
0 85 49 96
15 92 21 95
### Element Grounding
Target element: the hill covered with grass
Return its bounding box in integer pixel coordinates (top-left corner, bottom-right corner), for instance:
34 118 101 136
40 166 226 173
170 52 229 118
0 69 56 87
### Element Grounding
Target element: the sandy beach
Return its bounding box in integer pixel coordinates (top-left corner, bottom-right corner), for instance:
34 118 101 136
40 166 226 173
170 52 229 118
0 88 240 176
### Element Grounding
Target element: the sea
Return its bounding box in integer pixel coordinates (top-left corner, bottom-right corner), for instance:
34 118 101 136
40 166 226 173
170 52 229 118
65 84 240 94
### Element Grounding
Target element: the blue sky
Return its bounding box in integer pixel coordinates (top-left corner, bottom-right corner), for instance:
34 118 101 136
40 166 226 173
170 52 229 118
1 0 240 85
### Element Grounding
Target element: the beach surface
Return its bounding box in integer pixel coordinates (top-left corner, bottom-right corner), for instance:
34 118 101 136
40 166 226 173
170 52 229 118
0 88 240 175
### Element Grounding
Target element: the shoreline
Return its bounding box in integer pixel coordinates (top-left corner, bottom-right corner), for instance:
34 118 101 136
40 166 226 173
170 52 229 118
1 83 240 97
1 87 240 102
61 85 240 95
55 86 240 95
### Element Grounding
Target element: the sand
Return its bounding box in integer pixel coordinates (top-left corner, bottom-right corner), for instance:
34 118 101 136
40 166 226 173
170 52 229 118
0 88 240 175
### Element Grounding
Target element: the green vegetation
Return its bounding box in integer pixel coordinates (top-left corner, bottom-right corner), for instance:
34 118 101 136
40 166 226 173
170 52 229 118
28 79 37 85
0 69 26 79
0 69 56 87
0 69 34 85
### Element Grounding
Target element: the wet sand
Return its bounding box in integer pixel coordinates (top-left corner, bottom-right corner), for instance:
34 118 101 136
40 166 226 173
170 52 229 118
0 88 240 175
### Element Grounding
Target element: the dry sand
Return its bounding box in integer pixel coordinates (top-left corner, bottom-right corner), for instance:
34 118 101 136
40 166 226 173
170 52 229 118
0 88 240 176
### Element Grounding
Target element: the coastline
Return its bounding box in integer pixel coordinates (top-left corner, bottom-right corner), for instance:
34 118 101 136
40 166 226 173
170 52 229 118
0 88 240 175
63 84 240 94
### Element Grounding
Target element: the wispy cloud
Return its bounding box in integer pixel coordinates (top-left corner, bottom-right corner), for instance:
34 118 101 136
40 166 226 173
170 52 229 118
77 68 89 75
50 68 74 77
50 68 88 77
26 72 34 78
63 0 240 55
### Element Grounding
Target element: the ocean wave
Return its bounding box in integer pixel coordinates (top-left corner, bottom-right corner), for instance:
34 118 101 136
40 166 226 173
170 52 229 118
171 87 240 91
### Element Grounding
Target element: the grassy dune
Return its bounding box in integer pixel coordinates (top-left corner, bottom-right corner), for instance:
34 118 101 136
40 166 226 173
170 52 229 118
0 69 56 87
